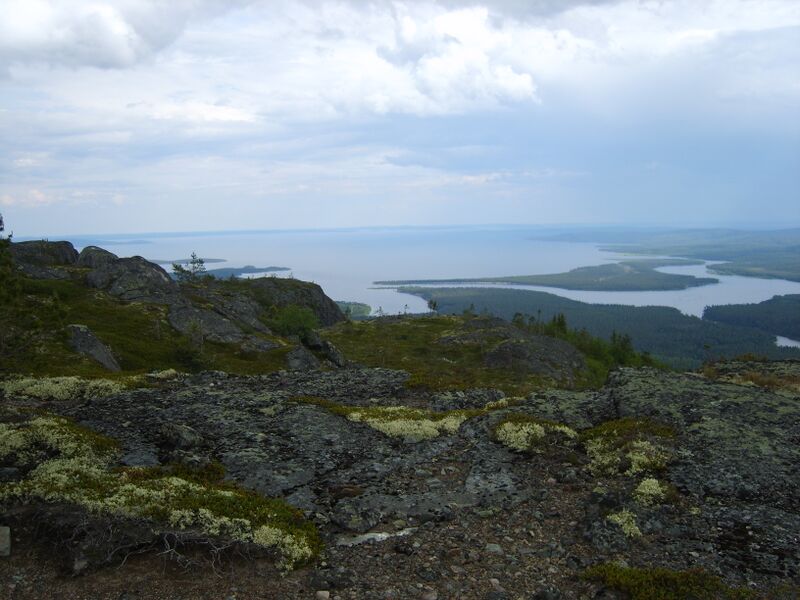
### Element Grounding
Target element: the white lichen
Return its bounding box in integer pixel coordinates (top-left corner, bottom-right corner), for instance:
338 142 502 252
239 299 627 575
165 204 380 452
607 509 641 538
633 478 666 506
0 377 124 401
494 418 577 453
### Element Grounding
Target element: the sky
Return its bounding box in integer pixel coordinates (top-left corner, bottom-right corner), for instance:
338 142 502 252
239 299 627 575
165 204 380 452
1 0 799 236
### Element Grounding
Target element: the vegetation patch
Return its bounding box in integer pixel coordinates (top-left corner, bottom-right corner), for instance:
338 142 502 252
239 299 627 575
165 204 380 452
583 563 755 600
633 477 667 506
322 315 594 394
291 396 512 442
0 376 126 401
606 509 642 538
581 418 676 477
0 276 291 378
491 414 577 453
0 413 320 570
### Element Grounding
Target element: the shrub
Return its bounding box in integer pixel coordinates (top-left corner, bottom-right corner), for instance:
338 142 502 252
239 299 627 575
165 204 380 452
583 563 755 600
268 305 319 341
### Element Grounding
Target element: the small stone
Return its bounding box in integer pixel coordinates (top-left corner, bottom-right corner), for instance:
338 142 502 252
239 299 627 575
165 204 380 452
485 543 503 555
532 587 562 600
316 592 331 600
421 592 438 600
489 578 504 591
0 526 9 557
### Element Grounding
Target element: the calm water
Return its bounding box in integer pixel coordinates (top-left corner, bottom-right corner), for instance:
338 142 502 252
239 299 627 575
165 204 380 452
63 226 800 317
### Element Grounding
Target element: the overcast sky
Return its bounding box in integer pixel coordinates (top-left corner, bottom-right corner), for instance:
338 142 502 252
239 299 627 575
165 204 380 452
1 0 799 236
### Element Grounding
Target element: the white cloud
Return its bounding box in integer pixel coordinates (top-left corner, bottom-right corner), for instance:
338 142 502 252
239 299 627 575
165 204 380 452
0 188 52 207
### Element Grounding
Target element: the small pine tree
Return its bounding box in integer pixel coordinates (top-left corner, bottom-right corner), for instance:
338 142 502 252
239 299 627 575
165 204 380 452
173 252 207 283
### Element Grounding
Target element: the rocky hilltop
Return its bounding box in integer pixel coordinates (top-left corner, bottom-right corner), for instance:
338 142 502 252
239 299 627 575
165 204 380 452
1 241 799 599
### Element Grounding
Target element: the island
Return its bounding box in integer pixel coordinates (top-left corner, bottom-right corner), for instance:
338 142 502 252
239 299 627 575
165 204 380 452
376 259 717 292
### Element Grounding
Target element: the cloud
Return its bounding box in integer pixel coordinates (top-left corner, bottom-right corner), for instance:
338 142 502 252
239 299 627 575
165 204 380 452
0 188 52 207
0 1 798 234
0 0 250 69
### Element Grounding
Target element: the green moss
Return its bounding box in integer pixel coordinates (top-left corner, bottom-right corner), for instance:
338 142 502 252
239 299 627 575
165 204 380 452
323 316 567 395
583 564 755 600
580 418 676 477
1 414 320 569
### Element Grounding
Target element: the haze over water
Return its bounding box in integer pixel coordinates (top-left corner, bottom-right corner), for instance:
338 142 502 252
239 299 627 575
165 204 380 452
61 226 800 317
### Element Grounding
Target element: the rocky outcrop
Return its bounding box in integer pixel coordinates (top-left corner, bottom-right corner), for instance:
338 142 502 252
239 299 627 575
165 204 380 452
86 256 177 302
77 246 117 269
484 337 586 382
26 360 793 594
9 240 78 279
247 277 344 326
66 324 121 372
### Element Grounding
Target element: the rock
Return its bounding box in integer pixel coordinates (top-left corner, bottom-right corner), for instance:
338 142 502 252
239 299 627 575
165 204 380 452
87 256 177 302
484 592 509 600
247 277 345 326
77 246 118 269
67 324 121 372
305 330 324 349
286 346 320 371
9 240 79 279
532 587 562 600
483 336 585 383
0 526 9 557
485 543 503 555
167 303 245 344
322 341 347 367
315 592 330 600
10 240 78 267
159 423 202 452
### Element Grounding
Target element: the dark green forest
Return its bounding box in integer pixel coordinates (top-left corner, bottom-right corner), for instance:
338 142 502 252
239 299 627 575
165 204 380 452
403 287 800 369
704 294 800 340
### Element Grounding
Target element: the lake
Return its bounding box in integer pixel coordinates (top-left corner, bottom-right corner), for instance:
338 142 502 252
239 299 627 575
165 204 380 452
62 225 800 317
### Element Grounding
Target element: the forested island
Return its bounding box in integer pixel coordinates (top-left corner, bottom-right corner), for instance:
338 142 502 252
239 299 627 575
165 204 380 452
377 258 716 291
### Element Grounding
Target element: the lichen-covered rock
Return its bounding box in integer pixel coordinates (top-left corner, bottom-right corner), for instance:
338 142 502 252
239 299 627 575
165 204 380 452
247 277 345 326
9 240 79 279
66 324 121 372
86 256 177 302
286 346 321 370
483 337 586 382
77 246 118 269
167 302 246 344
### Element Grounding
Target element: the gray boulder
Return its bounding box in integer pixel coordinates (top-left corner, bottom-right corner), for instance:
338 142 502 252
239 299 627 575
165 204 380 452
287 346 321 370
66 324 121 372
248 277 345 326
86 256 177 302
484 336 586 382
9 240 78 267
77 246 118 269
167 303 245 344
9 240 79 279
321 340 347 367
